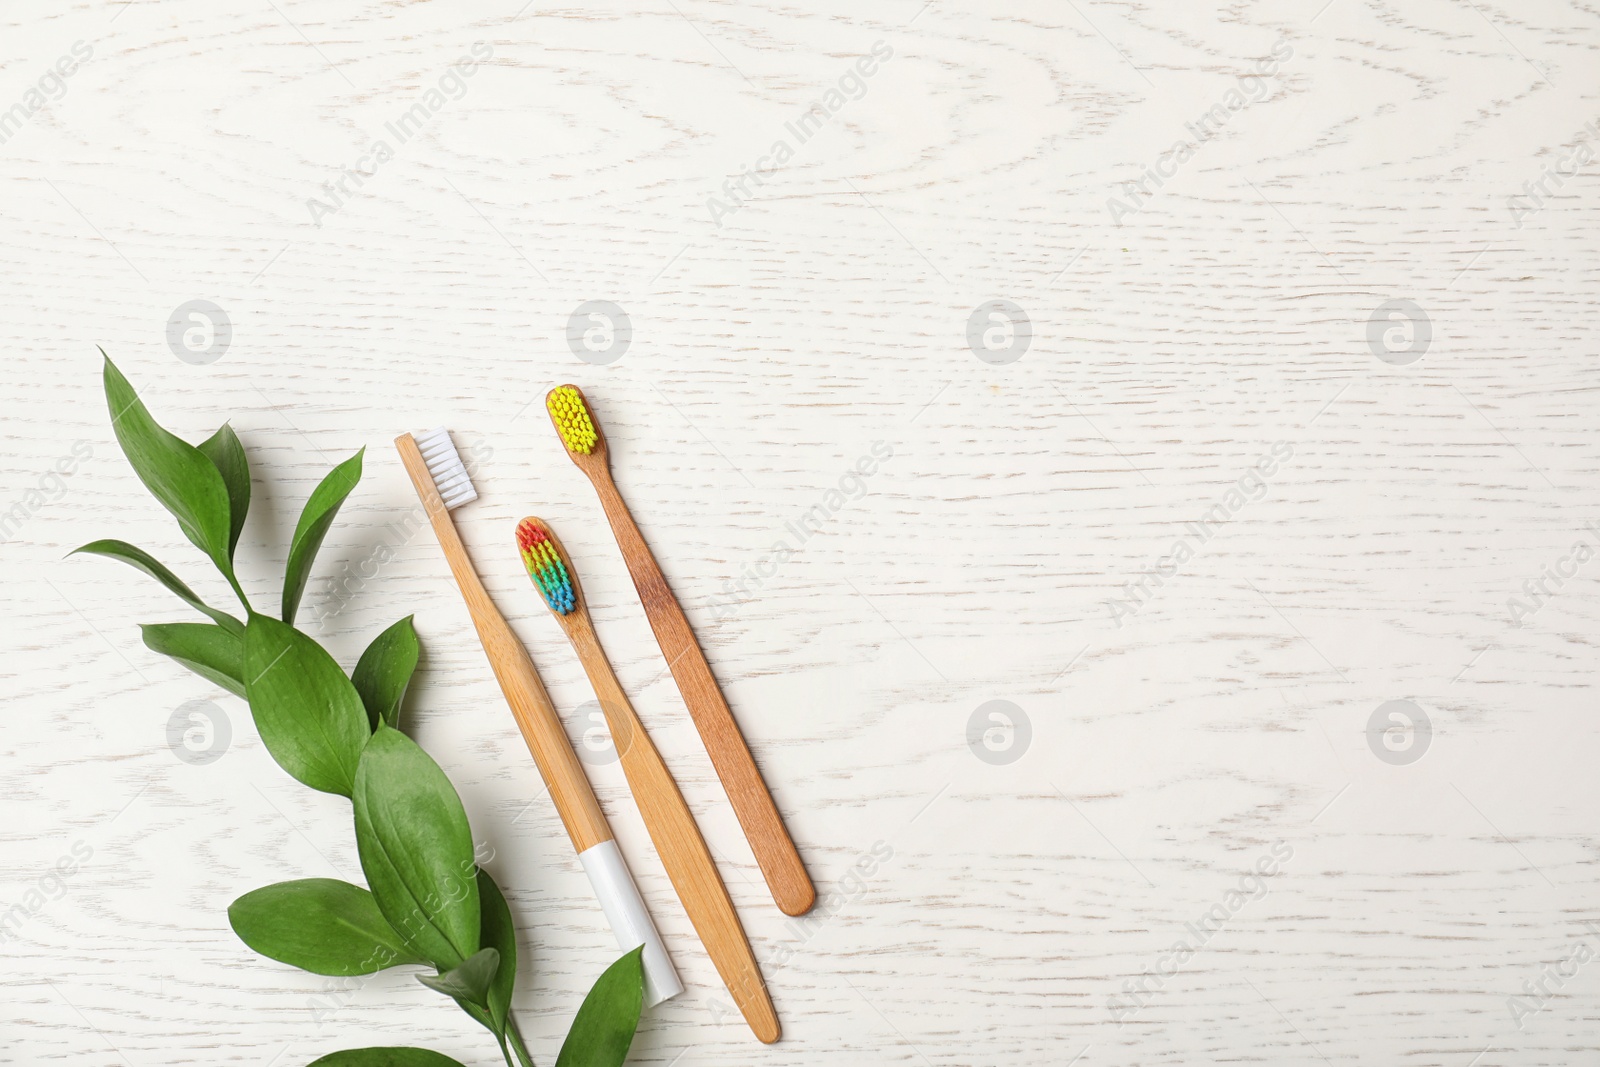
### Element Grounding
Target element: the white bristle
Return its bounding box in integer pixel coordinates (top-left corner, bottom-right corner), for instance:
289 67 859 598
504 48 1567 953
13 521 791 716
414 427 478 509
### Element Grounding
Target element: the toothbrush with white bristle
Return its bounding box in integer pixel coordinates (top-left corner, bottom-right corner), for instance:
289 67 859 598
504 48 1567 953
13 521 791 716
395 427 682 1008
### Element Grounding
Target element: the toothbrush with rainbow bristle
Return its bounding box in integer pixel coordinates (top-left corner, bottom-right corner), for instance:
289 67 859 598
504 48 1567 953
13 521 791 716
545 384 816 918
517 516 780 1045
393 428 682 1008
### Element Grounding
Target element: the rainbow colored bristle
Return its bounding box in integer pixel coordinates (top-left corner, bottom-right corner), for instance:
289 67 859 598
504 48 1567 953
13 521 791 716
547 386 598 455
517 519 576 614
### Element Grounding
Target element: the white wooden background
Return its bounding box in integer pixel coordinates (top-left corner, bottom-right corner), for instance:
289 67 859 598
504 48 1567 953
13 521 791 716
4 0 1599 1063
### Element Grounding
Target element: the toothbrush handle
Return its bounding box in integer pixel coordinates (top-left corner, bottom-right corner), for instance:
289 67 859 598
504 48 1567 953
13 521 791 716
571 622 780 1043
589 472 816 917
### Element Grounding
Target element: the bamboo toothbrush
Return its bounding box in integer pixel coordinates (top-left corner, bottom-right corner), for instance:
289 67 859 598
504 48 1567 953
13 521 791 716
395 428 682 1007
545 385 816 918
517 516 780 1044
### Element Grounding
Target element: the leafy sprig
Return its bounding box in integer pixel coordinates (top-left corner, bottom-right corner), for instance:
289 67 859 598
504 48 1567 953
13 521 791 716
75 354 644 1067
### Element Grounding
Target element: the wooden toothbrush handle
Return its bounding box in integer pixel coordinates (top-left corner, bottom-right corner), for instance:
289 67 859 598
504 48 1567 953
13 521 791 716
396 435 612 854
589 473 816 916
571 623 781 1044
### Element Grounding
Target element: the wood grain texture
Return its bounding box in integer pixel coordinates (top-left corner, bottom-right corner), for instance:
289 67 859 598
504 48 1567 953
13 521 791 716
536 517 779 1044
4 0 1600 1065
554 383 817 918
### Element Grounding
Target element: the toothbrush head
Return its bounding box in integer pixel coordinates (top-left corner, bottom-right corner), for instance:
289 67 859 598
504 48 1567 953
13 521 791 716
546 385 600 456
413 427 478 509
516 517 577 615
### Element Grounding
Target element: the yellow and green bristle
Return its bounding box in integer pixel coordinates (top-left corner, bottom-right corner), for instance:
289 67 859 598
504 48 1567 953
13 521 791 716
517 519 577 614
547 386 598 455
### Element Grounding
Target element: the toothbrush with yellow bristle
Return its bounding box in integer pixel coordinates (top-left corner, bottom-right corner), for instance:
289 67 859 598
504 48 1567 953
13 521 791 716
517 516 780 1045
546 384 816 918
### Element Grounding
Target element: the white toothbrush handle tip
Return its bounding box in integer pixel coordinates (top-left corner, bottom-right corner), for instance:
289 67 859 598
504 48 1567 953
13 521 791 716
578 839 683 1006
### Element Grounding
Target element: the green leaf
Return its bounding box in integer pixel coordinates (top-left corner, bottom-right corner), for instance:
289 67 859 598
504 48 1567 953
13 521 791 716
306 1050 467 1067
554 947 645 1067
140 622 244 698
353 616 420 730
353 724 480 970
228 878 424 976
417 946 499 1007
72 540 243 635
100 353 235 579
475 868 518 1036
448 869 518 1039
282 449 364 625
242 613 369 796
197 423 250 560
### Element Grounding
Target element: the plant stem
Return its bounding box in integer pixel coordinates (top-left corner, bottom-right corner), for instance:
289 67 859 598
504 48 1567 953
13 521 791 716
507 1015 536 1067
221 563 252 614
